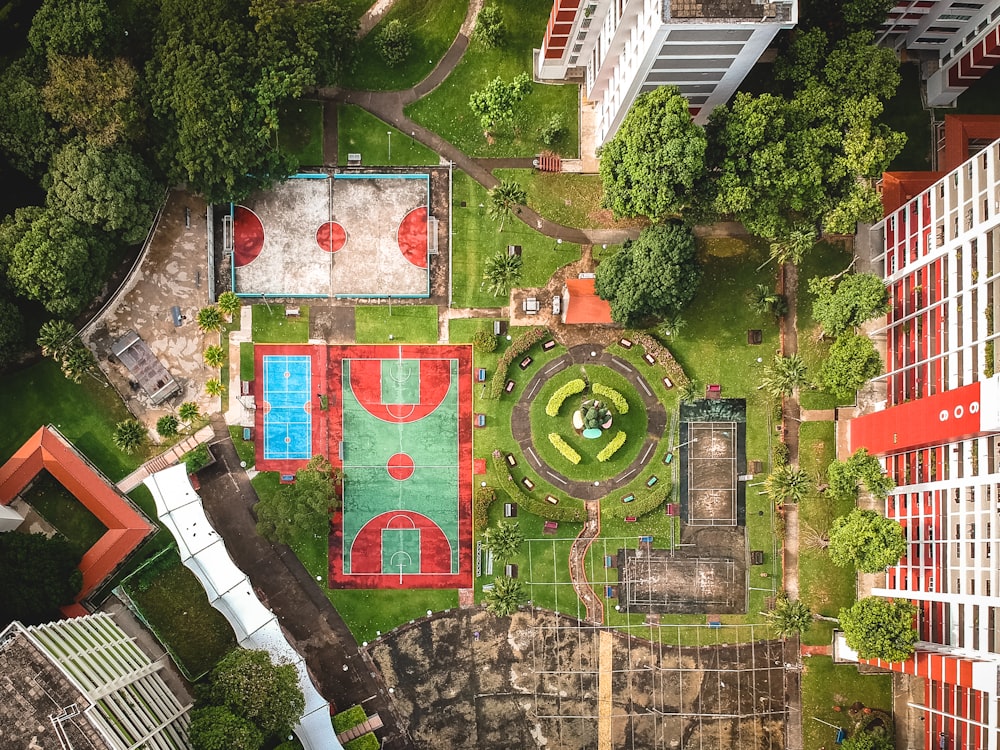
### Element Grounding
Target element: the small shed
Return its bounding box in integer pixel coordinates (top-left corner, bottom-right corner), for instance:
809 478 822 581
562 278 613 325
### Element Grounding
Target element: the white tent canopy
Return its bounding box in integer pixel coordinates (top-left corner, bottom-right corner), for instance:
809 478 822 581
145 465 341 750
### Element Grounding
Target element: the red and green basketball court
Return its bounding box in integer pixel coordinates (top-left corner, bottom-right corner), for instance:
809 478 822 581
254 344 472 589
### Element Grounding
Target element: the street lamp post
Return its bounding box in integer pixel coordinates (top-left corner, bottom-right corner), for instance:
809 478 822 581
670 437 699 451
387 131 392 163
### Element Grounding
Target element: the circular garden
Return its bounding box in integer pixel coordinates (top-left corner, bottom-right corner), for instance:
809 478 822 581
529 366 648 482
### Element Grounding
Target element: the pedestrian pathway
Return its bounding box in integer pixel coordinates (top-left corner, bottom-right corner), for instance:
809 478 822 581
116 424 216 493
568 502 602 624
438 306 506 342
597 629 614 750
800 408 836 422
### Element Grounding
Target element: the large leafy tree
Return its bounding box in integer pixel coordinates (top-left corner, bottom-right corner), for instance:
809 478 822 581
188 706 262 750
817 332 882 400
840 597 918 662
594 222 700 326
468 73 532 132
0 298 24 366
0 532 83 626
828 447 895 502
482 250 522 297
0 58 61 178
829 509 907 572
597 86 707 220
256 455 340 544
205 649 305 741
0 206 108 315
46 139 162 243
810 272 889 336
28 0 122 58
484 574 526 616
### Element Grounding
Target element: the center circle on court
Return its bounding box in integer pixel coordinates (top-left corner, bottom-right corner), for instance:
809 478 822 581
316 221 347 252
387 452 415 480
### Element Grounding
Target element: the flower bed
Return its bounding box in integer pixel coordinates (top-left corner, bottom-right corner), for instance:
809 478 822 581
593 383 629 414
548 433 581 464
545 378 586 416
603 484 668 519
596 430 626 462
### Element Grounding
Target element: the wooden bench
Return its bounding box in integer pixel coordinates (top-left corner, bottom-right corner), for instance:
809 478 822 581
647 476 658 487
505 563 518 578
543 340 556 351
505 453 517 467
522 477 535 490
619 338 633 349
519 356 533 370
662 376 673 389
621 494 635 504
504 380 516 393
503 503 517 518
545 494 558 505
644 353 656 365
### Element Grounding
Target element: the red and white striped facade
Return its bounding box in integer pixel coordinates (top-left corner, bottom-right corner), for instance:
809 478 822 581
876 0 1000 106
851 133 1000 749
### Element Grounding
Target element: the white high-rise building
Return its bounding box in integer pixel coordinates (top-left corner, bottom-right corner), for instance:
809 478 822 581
536 0 798 146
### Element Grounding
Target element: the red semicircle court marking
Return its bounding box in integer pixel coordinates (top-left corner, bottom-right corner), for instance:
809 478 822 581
397 207 428 268
387 453 415 480
350 510 452 574
316 221 347 252
233 206 265 267
348 358 452 423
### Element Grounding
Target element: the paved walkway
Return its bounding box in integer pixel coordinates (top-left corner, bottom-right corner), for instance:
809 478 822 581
568 502 602 624
116 425 216 493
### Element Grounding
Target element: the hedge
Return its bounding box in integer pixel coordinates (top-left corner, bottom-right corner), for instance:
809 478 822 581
487 327 548 398
603 484 668 519
491 451 586 522
596 430 626 462
333 705 367 733
548 433 581 464
622 330 690 387
344 733 380 750
545 378 586 416
474 485 496 532
592 383 628 414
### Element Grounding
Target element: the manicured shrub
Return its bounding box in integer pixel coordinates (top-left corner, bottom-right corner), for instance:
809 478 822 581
345 733 380 750
596 430 626 462
333 705 367 733
545 378 585 416
592 383 629 414
473 3 505 48
548 433 581 464
540 114 565 146
156 414 179 438
490 452 585 522
474 485 497 532
488 328 547 398
773 441 790 467
376 19 411 67
473 328 498 353
604 484 668 519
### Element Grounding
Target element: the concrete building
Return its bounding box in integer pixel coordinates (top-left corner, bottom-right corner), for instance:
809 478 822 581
0 613 191 749
536 0 797 146
876 0 1000 107
849 119 1000 749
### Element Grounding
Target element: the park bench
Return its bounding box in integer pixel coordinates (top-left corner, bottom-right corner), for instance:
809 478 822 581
522 477 535 490
621 494 635 504
505 453 517 467
505 564 518 578
543 339 556 351
604 555 614 567
643 353 656 365
475 414 486 428
504 380 516 393
285 306 300 317
545 494 558 504
519 356 533 370
706 383 722 399
619 338 633 349
543 521 559 535
477 368 487 382
504 503 517 518
662 376 673 389
647 476 658 487
347 153 362 166
665 503 678 516
625 516 637 523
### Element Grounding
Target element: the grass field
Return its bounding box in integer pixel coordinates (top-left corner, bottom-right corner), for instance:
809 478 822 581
228 426 256 469
354 305 439 343
21 471 106 557
346 0 469 91
279 100 324 167
801 656 893 750
337 105 440 166
252 304 310 343
405 0 579 158
240 341 254 381
451 171 581 308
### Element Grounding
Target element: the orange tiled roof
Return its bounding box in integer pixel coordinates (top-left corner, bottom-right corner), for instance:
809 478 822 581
0 426 153 614
564 278 614 325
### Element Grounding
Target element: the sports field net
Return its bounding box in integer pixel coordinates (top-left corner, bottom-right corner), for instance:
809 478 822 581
685 421 738 526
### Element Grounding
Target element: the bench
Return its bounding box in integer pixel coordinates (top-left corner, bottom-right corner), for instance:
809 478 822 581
665 503 678 516
241 380 252 396
708 620 722 628
647 476 658 487
621 494 635 504
477 368 487 382
605 586 617 598
242 427 252 441
706 383 722 399
543 340 556 351
551 295 561 315
619 338 633 349
505 453 517 467
662 376 673 389
280 474 296 484
519 356 533 370
544 494 558 505
505 563 518 578
507 244 522 257
347 152 361 166
493 320 503 336
504 380 516 393
643 353 656 365
475 414 486 428
285 306 300 317
625 516 637 523
640 535 653 544
522 477 535 490
543 521 559 535
663 452 673 464
503 503 517 518
604 555 614 568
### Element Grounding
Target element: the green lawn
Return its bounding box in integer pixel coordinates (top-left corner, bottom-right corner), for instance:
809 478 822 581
493 169 646 230
120 548 237 679
239 341 254 381
802 656 893 750
279 100 324 167
228 426 256 469
21 471 106 557
883 63 932 172
346 0 469 91
354 305 439 343
405 0 580 158
451 170 581 308
797 420 857 645
0 358 151 480
251 304 310 343
337 105 440 166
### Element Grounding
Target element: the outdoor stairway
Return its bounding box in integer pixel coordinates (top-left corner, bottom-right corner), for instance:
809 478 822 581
116 425 216 493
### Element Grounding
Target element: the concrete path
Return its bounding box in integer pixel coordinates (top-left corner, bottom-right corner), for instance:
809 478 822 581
568 502 602 624
116 425 216 493
437 306 506 342
597 629 613 750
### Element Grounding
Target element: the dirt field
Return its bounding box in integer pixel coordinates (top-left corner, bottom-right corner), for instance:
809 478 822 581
367 608 789 749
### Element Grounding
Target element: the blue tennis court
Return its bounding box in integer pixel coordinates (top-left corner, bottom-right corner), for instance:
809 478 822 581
262 355 313 460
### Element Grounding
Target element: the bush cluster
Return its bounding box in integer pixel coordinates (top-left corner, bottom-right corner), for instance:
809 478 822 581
773 441 790 468
604 484 668 519
333 706 367 734
548 433 581 464
592 383 628 414
344 733 380 750
545 378 585 416
473 485 497 532
473 328 498 353
622 330 690 387
490 452 585 522
596 430 627 462
487 327 547 398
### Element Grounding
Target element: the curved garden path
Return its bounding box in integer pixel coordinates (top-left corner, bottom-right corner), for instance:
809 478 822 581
569 502 603 624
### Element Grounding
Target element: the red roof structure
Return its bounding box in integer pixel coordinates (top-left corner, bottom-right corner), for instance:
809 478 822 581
0 426 153 615
563 278 614 325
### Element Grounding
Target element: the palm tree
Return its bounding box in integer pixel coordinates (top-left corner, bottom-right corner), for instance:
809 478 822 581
766 595 812 639
678 379 699 404
749 284 784 318
60 344 97 384
484 575 526 616
113 419 146 455
178 401 201 423
487 179 527 232
37 319 77 359
482 250 522 297
656 313 687 340
205 378 225 397
217 291 241 320
768 225 816 267
156 414 179 438
204 345 225 368
760 354 808 398
484 520 523 561
764 465 812 506
197 305 224 332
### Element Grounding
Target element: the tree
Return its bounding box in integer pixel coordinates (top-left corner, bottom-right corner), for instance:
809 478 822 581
843 0 896 29
255 455 340 545
766 595 812 639
484 574 526 616
656 313 687 340
178 401 201 423
0 532 83 626
829 509 907 572
204 345 225 368
749 284 786 318
60 344 99 384
197 306 224 332
205 378 225 397
768 225 817 267
817 332 882 400
37 319 78 360
810 272 889 336
482 250 522 297
46 139 162 243
217 290 241 320
0 206 108 315
760 354 808 398
205 649 305 741
828 448 895 502
0 58 61 178
483 520 523 561
678 380 699 404
156 414 180 438
764 465 811 506
539 113 566 146
474 4 505 48
594 223 700 326
376 19 411 67
839 597 918 662
29 0 121 57
188 706 262 750
597 86 707 220
487 179 527 232
113 419 146 455
0 298 24 366
468 73 532 132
